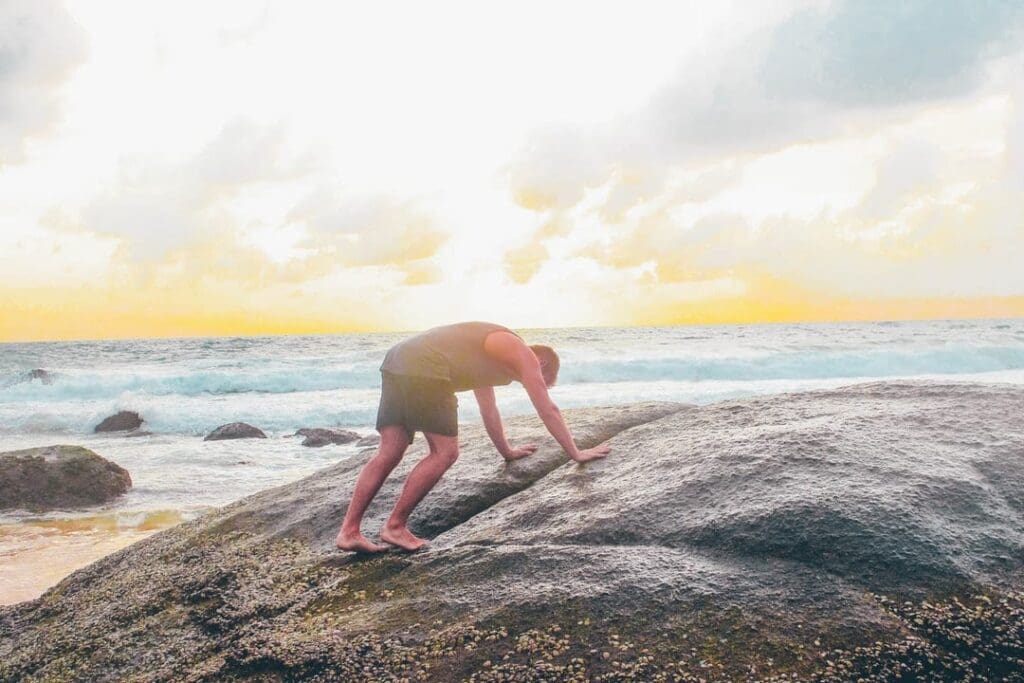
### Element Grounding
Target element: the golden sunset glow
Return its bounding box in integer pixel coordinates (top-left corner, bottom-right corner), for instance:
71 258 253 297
2 1 1023 341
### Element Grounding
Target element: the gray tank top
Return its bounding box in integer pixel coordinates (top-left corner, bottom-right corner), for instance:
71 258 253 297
380 321 521 391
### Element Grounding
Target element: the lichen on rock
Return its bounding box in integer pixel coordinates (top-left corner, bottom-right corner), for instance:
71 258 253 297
0 445 131 511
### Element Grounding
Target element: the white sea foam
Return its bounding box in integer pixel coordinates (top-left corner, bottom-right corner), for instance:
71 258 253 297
2 320 1023 435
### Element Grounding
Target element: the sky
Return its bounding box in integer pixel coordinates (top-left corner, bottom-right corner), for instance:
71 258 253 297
1 0 1023 341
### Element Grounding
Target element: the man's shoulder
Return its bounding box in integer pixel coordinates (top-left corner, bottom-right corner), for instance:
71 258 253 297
444 320 516 332
482 327 525 357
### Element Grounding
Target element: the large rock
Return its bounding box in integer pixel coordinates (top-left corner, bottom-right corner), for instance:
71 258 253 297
294 427 361 447
203 422 267 441
3 384 1024 682
93 410 143 433
0 445 131 511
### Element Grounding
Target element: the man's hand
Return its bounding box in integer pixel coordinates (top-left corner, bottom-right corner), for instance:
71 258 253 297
503 443 539 461
571 443 611 463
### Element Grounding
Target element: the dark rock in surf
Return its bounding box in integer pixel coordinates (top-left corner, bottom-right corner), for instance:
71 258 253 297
27 368 54 385
0 445 131 511
93 410 143 433
204 422 267 441
123 430 153 438
294 427 360 447
355 432 381 448
5 383 1024 682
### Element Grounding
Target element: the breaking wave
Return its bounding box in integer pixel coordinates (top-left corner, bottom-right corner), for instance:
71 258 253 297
2 320 1023 436
3 344 1023 403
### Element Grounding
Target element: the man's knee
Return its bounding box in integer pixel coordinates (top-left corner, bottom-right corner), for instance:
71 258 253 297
372 426 409 465
431 444 459 467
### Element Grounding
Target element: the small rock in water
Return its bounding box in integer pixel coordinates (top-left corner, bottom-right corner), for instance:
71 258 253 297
355 432 381 448
94 410 144 433
27 368 54 385
294 427 360 447
204 422 267 441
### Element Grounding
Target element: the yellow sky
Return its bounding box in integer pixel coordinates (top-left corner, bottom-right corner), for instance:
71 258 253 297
1 0 1023 341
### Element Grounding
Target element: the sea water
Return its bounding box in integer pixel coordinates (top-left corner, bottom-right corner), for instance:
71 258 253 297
3 318 1024 521
2 319 1024 600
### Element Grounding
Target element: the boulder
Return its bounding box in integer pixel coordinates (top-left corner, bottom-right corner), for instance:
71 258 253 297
203 422 267 441
4 384 1024 682
294 427 361 447
0 445 131 511
93 410 143 433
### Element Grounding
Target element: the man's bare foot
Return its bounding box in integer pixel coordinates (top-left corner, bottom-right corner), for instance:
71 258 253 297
380 524 428 552
335 530 389 554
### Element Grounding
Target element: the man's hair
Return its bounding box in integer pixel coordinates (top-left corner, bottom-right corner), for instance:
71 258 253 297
529 344 560 386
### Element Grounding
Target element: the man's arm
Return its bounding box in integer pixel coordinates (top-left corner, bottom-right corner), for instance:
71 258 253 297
484 332 609 463
473 386 538 461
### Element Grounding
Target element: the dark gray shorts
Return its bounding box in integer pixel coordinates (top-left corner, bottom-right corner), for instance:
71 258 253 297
375 371 458 443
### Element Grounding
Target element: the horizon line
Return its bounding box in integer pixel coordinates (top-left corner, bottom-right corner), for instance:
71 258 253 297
3 314 1022 346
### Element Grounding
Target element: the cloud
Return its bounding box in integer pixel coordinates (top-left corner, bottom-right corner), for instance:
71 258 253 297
507 78 1024 309
498 0 1024 322
763 0 1024 106
288 191 448 270
0 0 87 165
53 114 449 304
82 118 313 259
507 0 1024 221
504 239 548 285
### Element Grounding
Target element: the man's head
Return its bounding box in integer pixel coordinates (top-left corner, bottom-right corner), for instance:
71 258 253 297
529 344 560 387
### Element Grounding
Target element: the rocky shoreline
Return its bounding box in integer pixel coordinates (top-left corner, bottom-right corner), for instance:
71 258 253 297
2 381 1024 682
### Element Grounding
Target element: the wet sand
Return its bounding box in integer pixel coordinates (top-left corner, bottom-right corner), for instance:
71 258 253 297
0 511 183 605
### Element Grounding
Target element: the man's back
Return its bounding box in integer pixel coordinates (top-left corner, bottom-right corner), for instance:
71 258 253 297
380 321 520 391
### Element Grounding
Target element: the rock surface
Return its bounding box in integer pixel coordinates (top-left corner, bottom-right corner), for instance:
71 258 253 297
294 427 361 447
203 422 267 441
93 410 143 433
0 445 131 511
3 383 1024 682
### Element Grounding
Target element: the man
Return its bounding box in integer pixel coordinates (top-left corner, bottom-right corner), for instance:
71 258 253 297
335 321 610 553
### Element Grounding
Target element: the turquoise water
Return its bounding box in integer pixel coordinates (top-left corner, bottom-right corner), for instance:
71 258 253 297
4 319 1024 435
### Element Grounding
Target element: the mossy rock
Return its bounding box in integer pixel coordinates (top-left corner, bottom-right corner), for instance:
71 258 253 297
0 445 131 511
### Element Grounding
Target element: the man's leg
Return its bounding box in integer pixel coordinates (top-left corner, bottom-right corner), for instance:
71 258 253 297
380 431 459 551
335 425 411 553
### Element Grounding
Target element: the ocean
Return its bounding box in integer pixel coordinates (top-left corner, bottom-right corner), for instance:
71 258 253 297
3 319 1024 601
